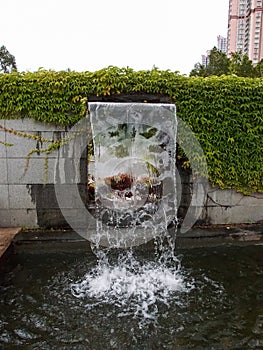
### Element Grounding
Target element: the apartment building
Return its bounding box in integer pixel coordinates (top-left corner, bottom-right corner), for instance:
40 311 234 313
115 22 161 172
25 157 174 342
227 0 263 63
217 35 227 53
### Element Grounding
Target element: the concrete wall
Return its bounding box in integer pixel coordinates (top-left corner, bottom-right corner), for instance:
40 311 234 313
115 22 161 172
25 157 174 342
0 118 87 228
204 185 263 225
0 118 263 229
178 171 263 227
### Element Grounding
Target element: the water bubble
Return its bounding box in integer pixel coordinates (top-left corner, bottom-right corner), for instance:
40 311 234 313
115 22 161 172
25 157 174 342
71 242 192 324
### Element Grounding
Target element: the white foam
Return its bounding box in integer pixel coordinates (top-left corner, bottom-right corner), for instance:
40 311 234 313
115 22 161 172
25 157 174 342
71 250 192 322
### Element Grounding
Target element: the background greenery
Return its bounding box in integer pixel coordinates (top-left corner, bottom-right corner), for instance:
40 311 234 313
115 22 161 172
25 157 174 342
190 47 263 78
0 66 262 194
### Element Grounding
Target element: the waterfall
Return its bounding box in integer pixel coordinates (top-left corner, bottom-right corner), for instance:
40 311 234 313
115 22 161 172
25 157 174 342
87 102 177 248
70 102 187 324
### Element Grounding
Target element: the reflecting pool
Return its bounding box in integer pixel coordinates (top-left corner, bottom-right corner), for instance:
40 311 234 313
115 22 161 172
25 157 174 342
1 244 263 349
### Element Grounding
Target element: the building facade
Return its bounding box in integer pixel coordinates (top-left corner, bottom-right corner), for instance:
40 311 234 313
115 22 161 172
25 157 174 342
217 35 227 53
201 50 210 67
227 0 263 63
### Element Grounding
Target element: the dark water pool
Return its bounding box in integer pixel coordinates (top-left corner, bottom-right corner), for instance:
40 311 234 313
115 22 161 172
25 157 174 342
1 244 263 349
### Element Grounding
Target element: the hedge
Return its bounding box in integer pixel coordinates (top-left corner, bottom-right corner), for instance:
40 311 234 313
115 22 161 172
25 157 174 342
0 66 262 194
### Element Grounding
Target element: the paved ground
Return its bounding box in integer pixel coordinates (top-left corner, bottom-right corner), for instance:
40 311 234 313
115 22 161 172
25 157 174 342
0 227 21 258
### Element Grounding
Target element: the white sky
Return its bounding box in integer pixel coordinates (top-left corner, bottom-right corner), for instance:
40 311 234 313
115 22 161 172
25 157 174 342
1 0 229 75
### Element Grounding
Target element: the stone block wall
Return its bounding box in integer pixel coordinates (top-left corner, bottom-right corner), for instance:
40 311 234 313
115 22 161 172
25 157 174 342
177 171 263 227
0 118 263 230
204 186 263 225
0 118 87 228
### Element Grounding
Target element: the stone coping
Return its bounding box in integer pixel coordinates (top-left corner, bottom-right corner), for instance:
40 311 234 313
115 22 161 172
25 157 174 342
0 227 21 258
11 224 263 251
0 224 263 260
176 224 263 249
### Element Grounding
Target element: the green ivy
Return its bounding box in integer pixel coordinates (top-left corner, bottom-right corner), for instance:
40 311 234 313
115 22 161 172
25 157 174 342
0 67 262 194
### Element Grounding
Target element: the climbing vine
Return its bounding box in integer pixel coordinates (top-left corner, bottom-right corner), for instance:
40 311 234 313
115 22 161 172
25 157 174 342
0 67 263 194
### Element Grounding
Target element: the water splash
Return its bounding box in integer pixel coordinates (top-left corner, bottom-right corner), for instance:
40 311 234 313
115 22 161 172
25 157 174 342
71 239 193 324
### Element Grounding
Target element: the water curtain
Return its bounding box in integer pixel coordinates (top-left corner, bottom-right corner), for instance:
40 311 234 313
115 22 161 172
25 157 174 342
88 102 177 248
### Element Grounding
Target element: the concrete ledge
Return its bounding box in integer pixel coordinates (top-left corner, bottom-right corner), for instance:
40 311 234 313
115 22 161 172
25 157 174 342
0 227 21 258
13 229 93 253
7 224 263 254
177 224 263 249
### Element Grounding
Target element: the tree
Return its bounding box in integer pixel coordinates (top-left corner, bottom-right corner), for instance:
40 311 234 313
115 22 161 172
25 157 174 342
230 51 256 77
189 47 263 77
0 45 17 73
190 47 230 77
255 58 263 77
189 63 206 77
205 47 230 76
